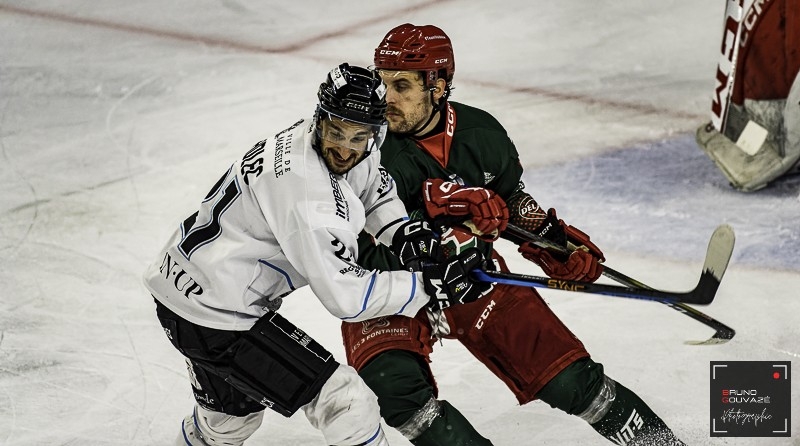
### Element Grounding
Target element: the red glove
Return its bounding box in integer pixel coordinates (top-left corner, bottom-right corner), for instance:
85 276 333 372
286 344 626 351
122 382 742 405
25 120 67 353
518 208 604 282
422 178 509 240
519 244 603 282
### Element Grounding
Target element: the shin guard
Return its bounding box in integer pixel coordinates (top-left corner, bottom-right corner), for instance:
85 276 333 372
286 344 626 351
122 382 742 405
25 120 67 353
587 380 685 446
360 351 491 445
537 358 684 445
408 399 493 446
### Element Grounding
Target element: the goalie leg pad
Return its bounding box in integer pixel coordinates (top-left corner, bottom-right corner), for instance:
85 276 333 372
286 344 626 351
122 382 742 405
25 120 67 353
696 117 785 191
697 74 800 191
226 311 339 417
783 71 800 174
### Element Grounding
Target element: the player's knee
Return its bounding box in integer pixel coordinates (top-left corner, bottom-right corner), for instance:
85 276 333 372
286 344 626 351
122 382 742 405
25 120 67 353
304 364 386 445
180 405 263 446
536 357 612 421
359 350 436 428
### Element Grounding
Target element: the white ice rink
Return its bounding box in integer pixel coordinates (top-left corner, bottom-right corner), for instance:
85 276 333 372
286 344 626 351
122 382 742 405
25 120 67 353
1 1 798 444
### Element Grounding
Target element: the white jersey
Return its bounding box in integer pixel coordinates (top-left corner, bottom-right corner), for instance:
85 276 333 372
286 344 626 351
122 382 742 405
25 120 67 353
143 118 430 330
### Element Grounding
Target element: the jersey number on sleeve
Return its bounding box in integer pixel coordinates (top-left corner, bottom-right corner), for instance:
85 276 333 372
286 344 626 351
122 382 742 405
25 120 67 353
178 167 242 259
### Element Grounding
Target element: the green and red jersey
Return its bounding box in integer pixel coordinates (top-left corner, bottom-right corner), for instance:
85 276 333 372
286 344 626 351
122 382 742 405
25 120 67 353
358 101 525 271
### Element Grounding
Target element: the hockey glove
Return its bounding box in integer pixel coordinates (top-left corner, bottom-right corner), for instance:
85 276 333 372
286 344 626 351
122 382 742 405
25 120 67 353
422 248 491 310
440 225 481 258
422 178 509 241
518 208 605 282
519 244 603 282
391 220 442 272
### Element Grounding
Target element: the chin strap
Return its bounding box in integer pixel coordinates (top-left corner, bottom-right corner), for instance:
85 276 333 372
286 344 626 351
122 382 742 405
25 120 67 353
410 87 451 137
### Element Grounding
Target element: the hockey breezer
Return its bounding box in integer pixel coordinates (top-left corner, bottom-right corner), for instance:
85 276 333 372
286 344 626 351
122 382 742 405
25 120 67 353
487 223 737 344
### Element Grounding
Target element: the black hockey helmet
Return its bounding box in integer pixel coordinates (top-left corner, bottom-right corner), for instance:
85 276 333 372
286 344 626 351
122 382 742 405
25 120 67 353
315 63 388 153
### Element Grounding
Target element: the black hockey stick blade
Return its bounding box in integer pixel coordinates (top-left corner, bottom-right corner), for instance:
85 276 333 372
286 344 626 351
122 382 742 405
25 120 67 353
668 302 735 345
673 223 735 305
595 233 736 345
599 262 735 344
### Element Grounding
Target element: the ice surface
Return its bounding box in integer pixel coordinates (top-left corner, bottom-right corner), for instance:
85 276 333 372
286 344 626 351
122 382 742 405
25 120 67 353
1 1 798 445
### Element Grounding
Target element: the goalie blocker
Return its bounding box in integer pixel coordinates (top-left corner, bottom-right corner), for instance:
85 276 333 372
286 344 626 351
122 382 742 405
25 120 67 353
697 0 800 191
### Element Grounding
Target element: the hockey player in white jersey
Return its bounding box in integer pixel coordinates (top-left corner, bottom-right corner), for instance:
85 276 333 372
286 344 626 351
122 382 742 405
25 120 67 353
143 63 496 446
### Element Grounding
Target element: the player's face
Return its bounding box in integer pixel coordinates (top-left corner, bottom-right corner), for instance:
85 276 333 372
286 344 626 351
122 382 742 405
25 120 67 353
318 118 371 175
379 70 434 134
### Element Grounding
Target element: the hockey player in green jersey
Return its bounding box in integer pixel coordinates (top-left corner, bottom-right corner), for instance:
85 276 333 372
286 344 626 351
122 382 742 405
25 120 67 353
341 24 686 445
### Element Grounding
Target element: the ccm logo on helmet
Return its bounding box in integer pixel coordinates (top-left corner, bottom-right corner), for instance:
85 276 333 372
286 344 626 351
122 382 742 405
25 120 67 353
379 50 401 56
434 58 448 64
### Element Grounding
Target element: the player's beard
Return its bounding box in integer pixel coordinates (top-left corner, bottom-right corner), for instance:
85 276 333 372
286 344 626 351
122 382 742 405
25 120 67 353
386 102 431 134
321 145 365 175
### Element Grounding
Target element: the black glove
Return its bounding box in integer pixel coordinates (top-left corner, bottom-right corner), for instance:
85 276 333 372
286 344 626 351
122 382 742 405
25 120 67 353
391 220 442 272
422 248 491 310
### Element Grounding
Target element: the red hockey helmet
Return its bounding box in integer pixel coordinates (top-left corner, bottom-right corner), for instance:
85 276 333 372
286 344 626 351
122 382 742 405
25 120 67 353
374 23 455 89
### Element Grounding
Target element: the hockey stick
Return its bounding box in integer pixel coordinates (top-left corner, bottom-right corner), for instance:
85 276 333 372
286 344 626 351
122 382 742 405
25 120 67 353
586 255 735 345
474 268 717 305
490 223 736 344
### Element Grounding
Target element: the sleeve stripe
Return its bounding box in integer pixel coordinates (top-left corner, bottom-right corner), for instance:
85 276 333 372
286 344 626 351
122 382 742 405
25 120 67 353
258 259 296 290
397 274 417 314
340 272 377 320
374 216 408 241
364 426 383 445
365 197 394 218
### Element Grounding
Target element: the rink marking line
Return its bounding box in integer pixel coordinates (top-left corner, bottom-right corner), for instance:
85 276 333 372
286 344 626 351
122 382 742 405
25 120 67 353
0 3 701 123
0 1 451 53
470 80 706 122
